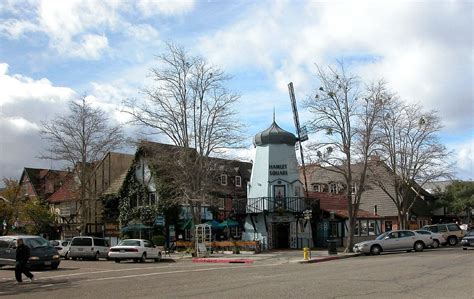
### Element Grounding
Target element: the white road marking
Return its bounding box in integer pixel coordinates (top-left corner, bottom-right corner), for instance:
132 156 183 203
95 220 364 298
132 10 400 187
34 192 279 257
40 284 54 287
0 263 240 282
83 263 281 283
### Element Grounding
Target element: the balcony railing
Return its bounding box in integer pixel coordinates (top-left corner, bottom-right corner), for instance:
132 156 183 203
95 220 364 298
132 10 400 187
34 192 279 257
232 197 307 214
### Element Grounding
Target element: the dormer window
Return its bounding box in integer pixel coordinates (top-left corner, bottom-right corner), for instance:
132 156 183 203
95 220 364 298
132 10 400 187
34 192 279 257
329 183 339 194
221 174 227 186
235 176 242 187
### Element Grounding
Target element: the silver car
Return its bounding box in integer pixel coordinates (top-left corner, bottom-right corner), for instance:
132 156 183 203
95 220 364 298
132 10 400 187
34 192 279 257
353 230 434 255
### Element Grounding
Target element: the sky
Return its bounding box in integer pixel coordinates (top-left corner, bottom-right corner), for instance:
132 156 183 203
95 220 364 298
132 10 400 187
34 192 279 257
0 0 473 182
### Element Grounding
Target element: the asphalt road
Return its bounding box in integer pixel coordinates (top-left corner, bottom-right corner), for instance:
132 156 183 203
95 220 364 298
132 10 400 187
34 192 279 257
0 247 472 299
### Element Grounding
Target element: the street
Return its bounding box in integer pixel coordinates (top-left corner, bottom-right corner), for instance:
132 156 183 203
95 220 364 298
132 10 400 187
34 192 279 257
0 247 472 298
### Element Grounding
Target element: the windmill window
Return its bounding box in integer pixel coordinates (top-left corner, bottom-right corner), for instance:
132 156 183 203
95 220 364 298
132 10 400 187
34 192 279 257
221 174 227 186
235 176 242 187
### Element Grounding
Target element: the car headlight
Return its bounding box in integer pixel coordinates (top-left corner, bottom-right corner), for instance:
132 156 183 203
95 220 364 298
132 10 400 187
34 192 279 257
29 256 39 260
53 255 60 259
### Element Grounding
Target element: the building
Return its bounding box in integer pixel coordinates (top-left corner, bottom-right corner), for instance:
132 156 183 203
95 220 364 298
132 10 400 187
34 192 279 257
241 121 310 250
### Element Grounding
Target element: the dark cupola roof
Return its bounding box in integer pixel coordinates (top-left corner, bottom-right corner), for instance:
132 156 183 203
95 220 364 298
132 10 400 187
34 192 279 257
254 121 297 146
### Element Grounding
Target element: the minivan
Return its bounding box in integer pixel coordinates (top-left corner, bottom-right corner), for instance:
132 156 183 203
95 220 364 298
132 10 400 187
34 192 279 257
0 235 61 269
69 236 109 260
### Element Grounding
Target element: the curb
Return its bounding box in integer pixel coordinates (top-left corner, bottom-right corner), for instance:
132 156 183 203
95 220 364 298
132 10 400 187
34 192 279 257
192 258 255 264
298 253 360 264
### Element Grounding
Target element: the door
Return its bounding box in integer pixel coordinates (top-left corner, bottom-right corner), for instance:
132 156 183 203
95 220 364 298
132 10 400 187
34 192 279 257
144 240 158 258
398 231 416 249
273 223 290 249
382 231 400 250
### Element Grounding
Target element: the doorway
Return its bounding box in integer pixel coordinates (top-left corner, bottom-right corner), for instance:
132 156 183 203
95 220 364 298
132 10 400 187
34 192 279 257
273 222 290 249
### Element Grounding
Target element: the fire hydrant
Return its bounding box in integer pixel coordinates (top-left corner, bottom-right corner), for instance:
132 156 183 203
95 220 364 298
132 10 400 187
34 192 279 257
303 247 310 261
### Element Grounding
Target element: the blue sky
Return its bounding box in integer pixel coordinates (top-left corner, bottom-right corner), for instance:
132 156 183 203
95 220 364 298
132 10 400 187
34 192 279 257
0 0 472 181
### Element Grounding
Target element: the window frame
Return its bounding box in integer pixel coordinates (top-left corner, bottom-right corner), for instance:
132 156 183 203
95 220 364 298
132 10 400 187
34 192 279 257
220 174 227 186
235 176 242 187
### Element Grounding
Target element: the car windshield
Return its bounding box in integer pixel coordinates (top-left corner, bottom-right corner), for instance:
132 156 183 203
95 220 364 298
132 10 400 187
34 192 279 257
376 232 389 240
466 231 474 237
71 238 92 246
24 237 51 249
118 240 141 246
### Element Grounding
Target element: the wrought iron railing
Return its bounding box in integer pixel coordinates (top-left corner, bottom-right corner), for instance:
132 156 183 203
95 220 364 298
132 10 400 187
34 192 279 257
232 197 307 214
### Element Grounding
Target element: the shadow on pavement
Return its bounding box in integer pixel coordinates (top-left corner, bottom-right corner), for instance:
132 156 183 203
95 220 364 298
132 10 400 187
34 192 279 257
0 278 72 296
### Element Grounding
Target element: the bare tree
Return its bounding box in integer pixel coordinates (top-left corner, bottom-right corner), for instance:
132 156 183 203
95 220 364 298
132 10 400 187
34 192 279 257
372 101 452 229
123 43 243 226
40 97 124 232
304 62 387 252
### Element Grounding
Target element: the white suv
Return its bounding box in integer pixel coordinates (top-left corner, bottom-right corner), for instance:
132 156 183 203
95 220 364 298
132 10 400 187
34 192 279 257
69 237 109 260
422 223 464 246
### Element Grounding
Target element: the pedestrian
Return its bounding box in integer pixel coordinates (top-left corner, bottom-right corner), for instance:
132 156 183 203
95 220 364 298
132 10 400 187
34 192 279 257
15 238 34 283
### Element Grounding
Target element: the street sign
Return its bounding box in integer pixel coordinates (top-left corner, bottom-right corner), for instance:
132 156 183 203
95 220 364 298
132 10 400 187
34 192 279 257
155 215 165 226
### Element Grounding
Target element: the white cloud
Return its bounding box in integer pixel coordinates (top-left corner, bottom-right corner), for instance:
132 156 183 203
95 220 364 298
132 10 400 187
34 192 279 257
198 1 473 132
4 117 40 132
136 0 196 17
0 0 193 59
451 138 474 180
0 63 75 107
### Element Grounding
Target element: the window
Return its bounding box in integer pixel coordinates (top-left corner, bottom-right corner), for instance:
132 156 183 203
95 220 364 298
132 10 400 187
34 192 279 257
312 184 322 192
400 231 415 238
351 183 357 194
94 238 106 247
329 183 338 194
220 174 227 186
144 241 153 248
71 237 92 246
447 224 460 231
149 193 156 206
438 225 447 232
0 240 9 248
235 176 242 187
417 231 430 235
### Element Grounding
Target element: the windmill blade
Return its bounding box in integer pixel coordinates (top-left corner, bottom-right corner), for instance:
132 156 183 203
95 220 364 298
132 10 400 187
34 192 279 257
288 82 309 197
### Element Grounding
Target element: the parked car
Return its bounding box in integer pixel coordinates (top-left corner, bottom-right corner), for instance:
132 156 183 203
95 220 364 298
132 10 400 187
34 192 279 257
422 223 464 246
0 235 61 269
54 240 71 259
461 230 474 250
69 236 109 260
108 239 162 263
414 230 445 248
353 230 433 255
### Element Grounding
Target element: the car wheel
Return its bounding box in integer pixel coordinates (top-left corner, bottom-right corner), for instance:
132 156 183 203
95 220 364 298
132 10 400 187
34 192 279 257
51 264 59 270
133 259 139 263
432 239 440 248
72 257 77 261
463 247 467 250
114 259 121 263
414 241 424 252
448 236 457 246
94 252 100 261
154 252 162 262
370 245 381 255
140 253 146 263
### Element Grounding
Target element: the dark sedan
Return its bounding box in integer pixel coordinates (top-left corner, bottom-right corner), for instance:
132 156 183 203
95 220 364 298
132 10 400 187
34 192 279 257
0 235 61 269
461 230 474 250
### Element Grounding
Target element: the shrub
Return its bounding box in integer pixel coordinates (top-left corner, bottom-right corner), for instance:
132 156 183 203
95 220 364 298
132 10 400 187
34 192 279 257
152 235 165 246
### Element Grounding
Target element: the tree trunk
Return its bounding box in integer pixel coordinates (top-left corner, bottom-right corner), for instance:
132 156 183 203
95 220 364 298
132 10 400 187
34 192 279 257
344 217 355 253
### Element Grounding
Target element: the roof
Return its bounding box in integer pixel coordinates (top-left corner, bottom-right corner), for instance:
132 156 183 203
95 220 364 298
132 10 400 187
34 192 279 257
103 171 129 196
48 174 78 203
254 121 297 146
21 167 70 200
308 191 380 219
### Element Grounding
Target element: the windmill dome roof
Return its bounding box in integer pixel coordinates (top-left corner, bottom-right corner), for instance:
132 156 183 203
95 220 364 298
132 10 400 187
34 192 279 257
254 121 297 146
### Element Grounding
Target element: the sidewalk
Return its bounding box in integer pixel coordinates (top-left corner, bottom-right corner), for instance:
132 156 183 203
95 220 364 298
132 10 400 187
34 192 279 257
166 248 360 264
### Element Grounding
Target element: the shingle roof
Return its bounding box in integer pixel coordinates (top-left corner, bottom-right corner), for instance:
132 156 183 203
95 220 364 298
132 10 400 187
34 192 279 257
48 174 78 203
308 191 380 219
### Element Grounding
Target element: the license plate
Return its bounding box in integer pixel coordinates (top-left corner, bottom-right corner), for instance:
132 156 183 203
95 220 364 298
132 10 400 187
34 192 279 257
44 261 51 266
78 248 83 251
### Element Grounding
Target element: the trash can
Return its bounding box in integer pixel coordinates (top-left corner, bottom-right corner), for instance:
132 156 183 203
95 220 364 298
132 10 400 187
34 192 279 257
327 240 337 255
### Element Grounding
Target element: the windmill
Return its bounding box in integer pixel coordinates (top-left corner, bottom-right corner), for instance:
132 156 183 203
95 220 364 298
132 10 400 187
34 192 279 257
288 82 309 197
